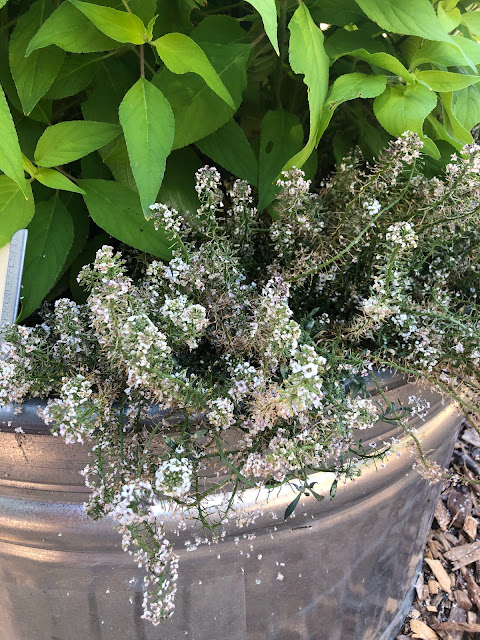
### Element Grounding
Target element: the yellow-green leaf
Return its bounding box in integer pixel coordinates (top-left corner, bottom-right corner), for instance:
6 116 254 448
0 84 28 197
453 85 480 132
441 92 473 145
35 167 86 194
437 1 461 32
416 70 480 93
283 3 329 172
245 0 279 55
461 11 480 37
410 36 480 69
26 2 120 55
153 33 234 108
354 0 451 42
68 0 147 44
373 83 437 137
0 177 34 248
318 73 387 141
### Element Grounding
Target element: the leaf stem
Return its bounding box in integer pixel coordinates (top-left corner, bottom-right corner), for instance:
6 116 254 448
140 44 145 78
201 1 244 15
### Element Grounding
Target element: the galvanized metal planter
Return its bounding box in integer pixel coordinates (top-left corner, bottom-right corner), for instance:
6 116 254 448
0 374 462 640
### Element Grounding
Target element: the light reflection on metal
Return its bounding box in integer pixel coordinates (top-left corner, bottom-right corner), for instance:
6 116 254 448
0 376 462 640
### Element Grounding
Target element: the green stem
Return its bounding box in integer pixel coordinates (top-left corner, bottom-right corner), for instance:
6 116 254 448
373 358 480 413
215 436 257 488
132 45 155 76
138 420 164 471
140 44 145 78
289 160 418 283
383 246 400 297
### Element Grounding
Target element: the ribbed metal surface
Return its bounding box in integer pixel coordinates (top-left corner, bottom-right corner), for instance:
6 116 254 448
0 378 462 640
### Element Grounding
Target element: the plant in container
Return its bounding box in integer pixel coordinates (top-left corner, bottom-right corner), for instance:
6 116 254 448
0 1 479 639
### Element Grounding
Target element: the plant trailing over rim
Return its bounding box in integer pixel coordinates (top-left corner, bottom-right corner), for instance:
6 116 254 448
1 0 480 317
1 133 480 623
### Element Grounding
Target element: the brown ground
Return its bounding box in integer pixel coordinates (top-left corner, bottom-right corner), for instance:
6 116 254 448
396 424 480 640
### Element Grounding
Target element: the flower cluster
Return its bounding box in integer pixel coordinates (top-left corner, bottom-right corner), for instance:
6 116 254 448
1 132 479 624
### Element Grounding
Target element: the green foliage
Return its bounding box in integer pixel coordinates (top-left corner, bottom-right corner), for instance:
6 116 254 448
245 0 279 54
68 0 147 44
19 194 74 320
152 33 234 107
258 109 303 210
354 0 450 41
0 0 479 317
34 167 86 194
78 179 172 259
0 177 34 247
34 120 121 167
119 78 174 215
196 118 258 186
284 3 329 171
416 69 480 92
9 0 65 115
0 85 28 196
26 2 120 54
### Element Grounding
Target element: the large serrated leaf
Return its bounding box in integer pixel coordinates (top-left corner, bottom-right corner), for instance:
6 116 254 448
26 2 120 55
9 0 65 115
99 137 137 191
119 78 175 215
35 120 121 167
129 0 158 24
410 36 480 69
441 92 473 145
81 59 137 124
153 33 234 108
325 30 414 82
453 85 480 131
196 119 258 186
461 11 480 37
78 179 172 260
46 54 103 100
373 83 437 137
153 17 250 149
354 0 451 42
310 0 364 26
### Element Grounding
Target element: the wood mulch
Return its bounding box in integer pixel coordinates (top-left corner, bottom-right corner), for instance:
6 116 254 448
396 423 480 640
